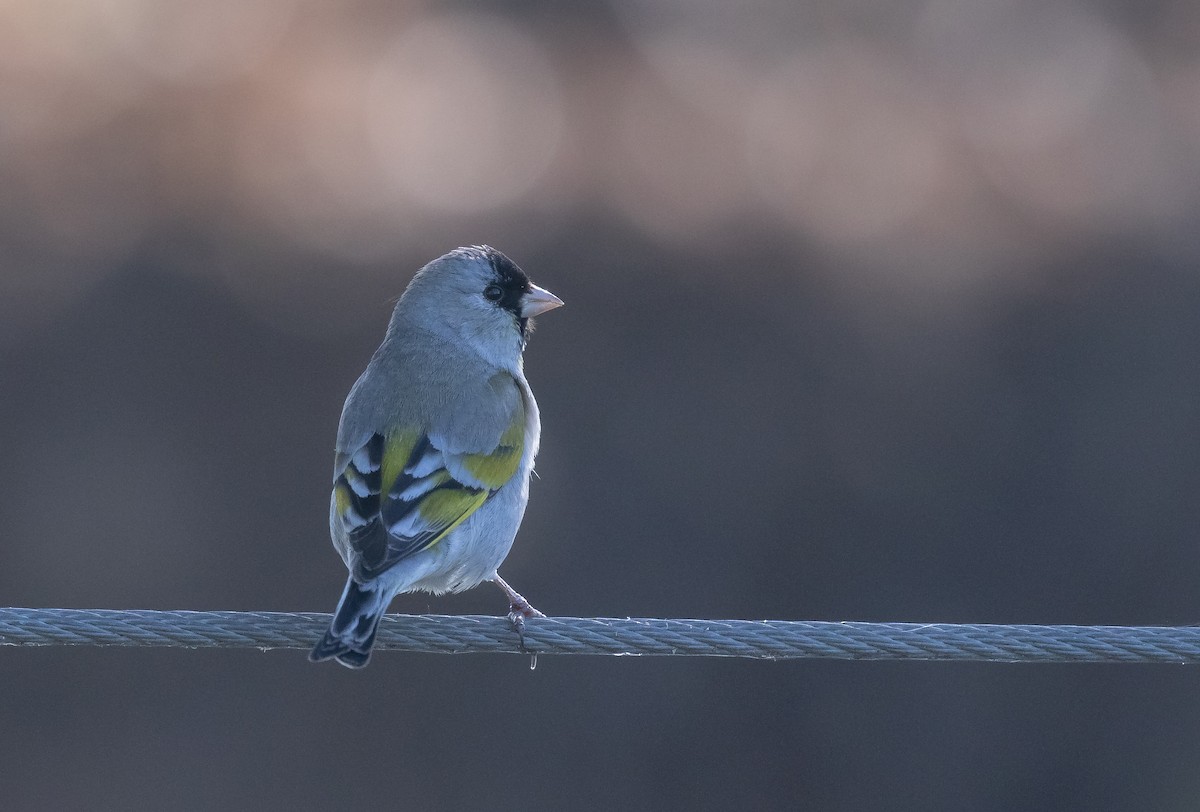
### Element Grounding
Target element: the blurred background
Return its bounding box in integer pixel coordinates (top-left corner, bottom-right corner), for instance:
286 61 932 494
2 0 1200 809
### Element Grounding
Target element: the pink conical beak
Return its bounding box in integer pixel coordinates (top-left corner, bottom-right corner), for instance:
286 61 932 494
520 284 564 318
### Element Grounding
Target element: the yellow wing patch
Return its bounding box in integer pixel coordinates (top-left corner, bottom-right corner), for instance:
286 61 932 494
333 481 352 515
381 430 419 496
416 488 488 530
460 418 524 490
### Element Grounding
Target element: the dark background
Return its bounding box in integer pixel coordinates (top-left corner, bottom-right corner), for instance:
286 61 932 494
3 2 1200 810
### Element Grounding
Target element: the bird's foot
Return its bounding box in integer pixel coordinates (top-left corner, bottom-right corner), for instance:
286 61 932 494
493 574 544 652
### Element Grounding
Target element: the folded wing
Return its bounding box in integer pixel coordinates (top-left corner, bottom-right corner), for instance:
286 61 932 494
331 396 525 582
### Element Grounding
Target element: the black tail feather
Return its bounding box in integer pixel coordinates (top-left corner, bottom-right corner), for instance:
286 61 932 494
309 578 388 669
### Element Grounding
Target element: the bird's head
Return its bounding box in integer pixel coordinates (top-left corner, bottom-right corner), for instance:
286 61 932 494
396 245 563 367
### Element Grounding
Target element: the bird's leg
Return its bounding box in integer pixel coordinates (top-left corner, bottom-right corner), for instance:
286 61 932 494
493 574 545 619
492 574 544 650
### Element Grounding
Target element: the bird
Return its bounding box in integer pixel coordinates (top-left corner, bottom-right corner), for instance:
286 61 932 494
310 245 562 668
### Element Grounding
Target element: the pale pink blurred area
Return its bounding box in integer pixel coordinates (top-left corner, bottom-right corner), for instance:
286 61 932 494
4 3 1200 811
3 0 1199 339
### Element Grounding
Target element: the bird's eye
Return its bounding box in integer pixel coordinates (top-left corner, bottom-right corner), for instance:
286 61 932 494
483 284 503 301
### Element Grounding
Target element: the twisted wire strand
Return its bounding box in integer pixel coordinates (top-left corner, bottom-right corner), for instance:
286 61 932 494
2 608 1200 663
